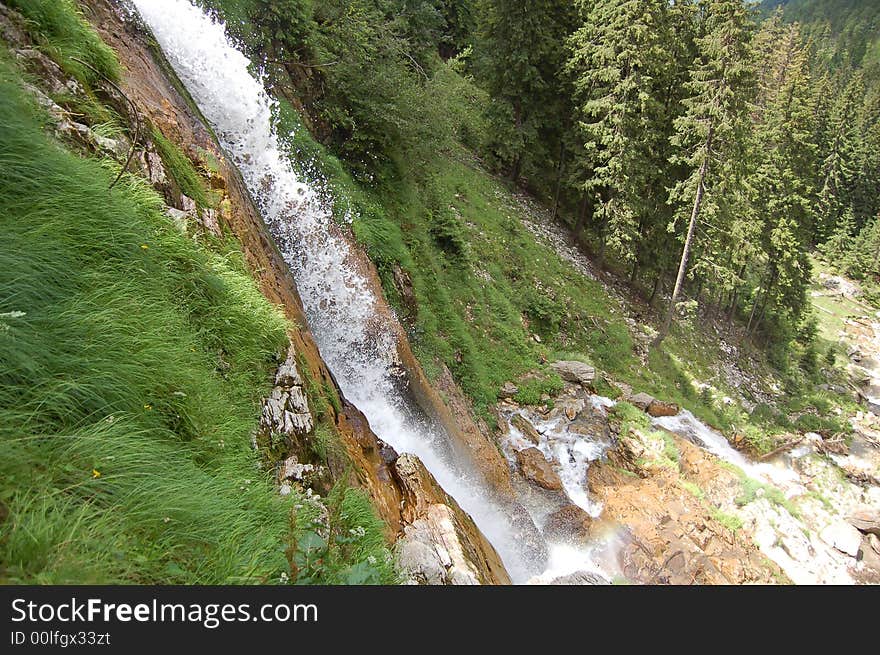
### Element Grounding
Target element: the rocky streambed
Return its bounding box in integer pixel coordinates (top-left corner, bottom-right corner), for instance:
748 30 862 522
497 363 880 585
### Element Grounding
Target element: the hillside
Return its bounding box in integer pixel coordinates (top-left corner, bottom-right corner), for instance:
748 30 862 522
2 0 879 587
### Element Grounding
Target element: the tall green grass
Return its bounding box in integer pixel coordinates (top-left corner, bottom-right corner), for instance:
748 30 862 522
6 0 120 85
0 65 298 584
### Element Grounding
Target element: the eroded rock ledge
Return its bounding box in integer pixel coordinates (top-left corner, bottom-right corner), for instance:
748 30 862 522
393 454 511 585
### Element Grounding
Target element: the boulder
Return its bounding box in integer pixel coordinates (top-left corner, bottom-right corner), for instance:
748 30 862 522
647 400 679 418
820 520 863 558
568 407 612 440
550 360 596 387
543 504 594 543
629 392 655 412
511 414 542 445
848 509 880 537
499 381 519 399
855 534 880 583
514 447 563 491
549 396 586 421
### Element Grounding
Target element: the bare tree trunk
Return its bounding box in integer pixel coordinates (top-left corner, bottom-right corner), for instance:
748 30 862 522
649 271 664 308
653 136 711 347
745 288 763 335
573 196 588 239
726 288 739 322
552 142 566 223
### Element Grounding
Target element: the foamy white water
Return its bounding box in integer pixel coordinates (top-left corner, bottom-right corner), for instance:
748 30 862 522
653 410 798 485
131 0 539 581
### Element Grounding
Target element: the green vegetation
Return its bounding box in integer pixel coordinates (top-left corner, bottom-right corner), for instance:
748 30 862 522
609 402 651 434
735 477 800 518
710 508 745 532
291 486 397 585
0 2 394 583
512 372 565 407
6 0 120 84
150 127 212 208
0 67 289 582
680 480 705 500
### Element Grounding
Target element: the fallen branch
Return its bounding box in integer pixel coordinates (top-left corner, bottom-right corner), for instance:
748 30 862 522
70 56 141 191
759 436 804 461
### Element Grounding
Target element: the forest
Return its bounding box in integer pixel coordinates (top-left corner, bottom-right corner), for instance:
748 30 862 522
204 0 880 369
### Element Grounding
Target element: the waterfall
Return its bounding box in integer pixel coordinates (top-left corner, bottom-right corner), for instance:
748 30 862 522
130 0 538 582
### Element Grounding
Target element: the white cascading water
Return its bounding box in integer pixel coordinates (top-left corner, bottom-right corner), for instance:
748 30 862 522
130 0 538 581
653 410 798 485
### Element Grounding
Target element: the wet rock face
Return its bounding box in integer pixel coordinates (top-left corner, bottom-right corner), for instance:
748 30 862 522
514 447 564 491
543 504 593 544
393 454 512 585
820 520 863 558
511 414 542 445
546 571 609 585
849 508 880 537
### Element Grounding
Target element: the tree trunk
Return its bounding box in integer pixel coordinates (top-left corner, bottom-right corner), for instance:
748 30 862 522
510 101 523 184
552 142 566 223
573 196 588 239
748 269 777 338
726 288 739 323
745 288 763 335
653 132 712 347
649 271 663 307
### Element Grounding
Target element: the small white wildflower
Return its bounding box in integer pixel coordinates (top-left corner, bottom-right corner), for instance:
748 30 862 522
279 483 292 497
367 555 377 566
279 572 289 583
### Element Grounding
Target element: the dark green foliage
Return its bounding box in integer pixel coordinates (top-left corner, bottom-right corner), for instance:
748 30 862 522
290 487 397 585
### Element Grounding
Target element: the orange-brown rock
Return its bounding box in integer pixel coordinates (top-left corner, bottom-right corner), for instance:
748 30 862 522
543 504 593 544
588 434 785 585
515 447 563 491
647 400 680 418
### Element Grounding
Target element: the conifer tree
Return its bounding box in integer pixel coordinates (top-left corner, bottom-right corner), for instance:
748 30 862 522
566 0 687 268
475 0 575 182
654 0 756 346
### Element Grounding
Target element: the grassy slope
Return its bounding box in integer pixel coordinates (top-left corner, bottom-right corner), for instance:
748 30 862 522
0 1 396 584
280 86 854 448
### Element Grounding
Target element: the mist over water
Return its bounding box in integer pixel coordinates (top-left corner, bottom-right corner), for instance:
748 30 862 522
131 0 538 582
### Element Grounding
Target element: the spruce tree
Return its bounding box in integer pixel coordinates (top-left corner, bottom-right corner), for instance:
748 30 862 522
654 0 756 346
566 0 687 269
